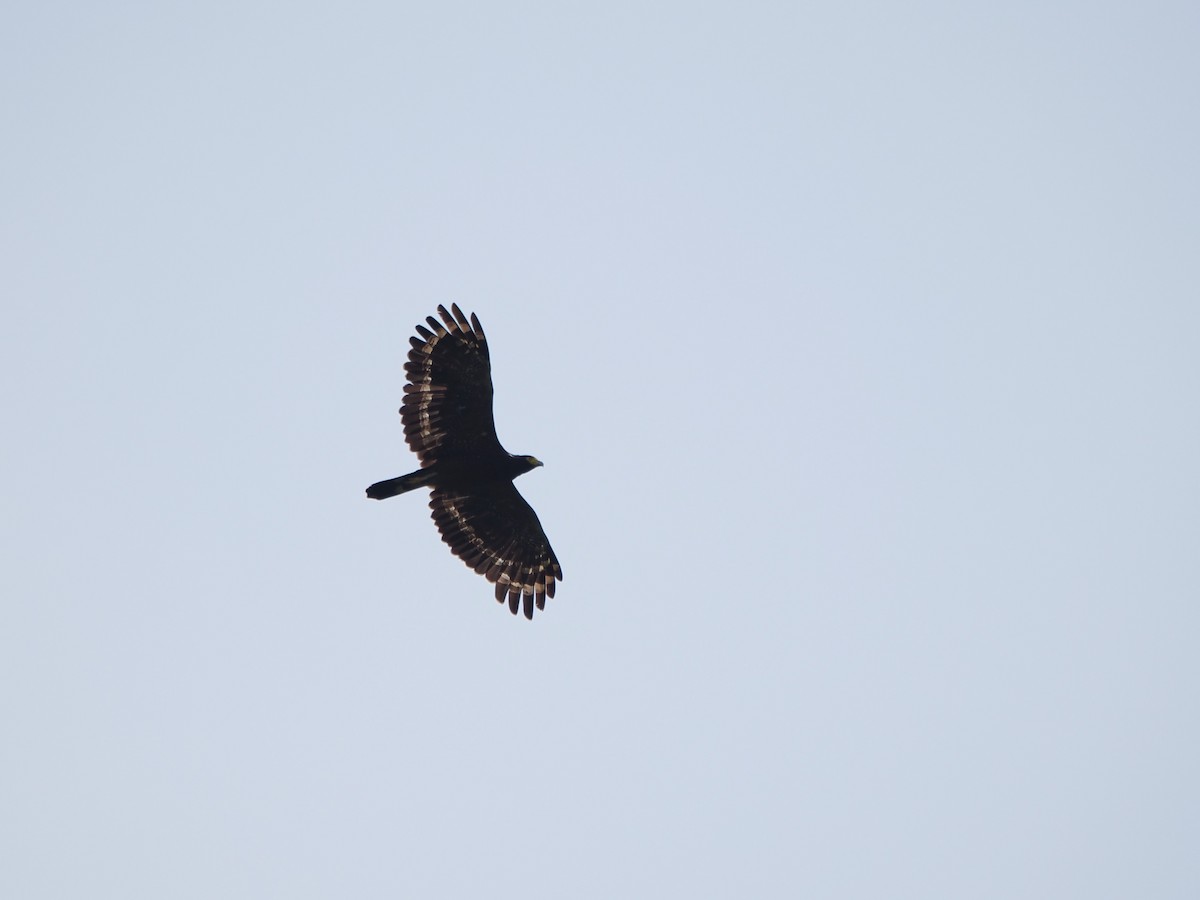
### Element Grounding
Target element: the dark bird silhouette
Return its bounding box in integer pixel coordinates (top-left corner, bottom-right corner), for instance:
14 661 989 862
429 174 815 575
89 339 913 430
367 304 562 619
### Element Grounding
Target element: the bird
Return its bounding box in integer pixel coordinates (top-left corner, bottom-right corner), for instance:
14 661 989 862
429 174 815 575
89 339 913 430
366 304 563 619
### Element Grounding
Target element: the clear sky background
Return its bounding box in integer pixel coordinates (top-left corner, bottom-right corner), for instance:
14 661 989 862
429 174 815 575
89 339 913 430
3 2 1198 897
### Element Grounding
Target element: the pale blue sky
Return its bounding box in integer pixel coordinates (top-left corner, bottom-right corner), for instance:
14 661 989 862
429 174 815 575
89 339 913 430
3 2 1198 897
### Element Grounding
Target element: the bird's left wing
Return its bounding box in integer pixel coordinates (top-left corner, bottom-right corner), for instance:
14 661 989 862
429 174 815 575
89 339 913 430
428 482 563 620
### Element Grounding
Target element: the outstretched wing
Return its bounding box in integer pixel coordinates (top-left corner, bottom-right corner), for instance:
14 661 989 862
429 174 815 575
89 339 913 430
402 303 500 466
429 483 563 620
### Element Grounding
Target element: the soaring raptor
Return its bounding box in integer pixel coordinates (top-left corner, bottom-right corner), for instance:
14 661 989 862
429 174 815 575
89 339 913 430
366 304 562 619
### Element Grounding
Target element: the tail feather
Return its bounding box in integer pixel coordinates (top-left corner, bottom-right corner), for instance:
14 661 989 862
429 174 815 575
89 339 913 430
366 468 434 500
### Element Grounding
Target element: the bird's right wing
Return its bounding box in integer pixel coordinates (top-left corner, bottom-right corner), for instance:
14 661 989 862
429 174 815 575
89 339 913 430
402 304 499 466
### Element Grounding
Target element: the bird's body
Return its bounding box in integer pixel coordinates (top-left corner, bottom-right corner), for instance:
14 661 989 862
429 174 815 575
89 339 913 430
365 454 537 501
367 304 562 619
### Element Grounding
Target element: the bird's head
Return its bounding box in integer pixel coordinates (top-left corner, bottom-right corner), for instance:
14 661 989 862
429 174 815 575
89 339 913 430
510 454 543 478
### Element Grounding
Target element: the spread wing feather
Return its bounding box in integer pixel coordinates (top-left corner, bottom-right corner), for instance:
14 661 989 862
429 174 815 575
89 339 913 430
401 303 499 466
429 484 563 620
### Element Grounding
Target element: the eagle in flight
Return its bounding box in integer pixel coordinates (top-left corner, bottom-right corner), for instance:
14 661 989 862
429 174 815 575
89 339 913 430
367 304 563 619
